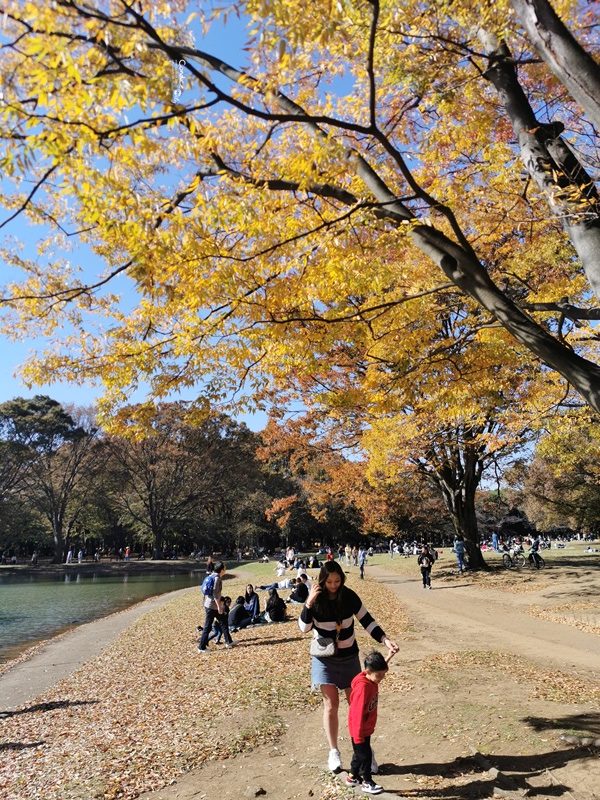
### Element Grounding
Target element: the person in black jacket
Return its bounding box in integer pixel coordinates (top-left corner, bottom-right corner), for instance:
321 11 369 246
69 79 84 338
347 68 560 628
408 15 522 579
417 545 434 589
287 573 310 604
265 588 287 622
229 596 252 631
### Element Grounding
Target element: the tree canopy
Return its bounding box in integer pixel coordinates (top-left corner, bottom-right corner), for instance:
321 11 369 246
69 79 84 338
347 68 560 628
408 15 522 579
0 0 599 417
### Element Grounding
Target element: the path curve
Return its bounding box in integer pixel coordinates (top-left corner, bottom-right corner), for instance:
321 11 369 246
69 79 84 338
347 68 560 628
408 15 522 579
370 565 600 676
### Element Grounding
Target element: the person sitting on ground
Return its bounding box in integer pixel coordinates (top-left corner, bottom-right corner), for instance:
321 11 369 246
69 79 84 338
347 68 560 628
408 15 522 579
265 588 287 622
275 559 287 577
287 573 310 604
258 577 297 591
244 583 261 620
229 595 253 632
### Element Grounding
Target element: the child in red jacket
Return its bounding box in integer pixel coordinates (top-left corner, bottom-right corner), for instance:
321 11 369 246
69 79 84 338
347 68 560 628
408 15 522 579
346 651 389 795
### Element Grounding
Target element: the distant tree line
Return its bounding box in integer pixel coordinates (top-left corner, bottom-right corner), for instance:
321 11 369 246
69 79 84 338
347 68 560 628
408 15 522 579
0 396 405 563
1 397 597 565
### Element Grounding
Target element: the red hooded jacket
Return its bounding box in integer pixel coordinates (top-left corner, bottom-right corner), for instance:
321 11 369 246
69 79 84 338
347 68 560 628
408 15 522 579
348 670 379 743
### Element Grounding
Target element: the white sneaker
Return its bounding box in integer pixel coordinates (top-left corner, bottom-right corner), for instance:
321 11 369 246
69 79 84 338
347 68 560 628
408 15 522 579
327 748 342 771
371 753 379 774
362 781 383 795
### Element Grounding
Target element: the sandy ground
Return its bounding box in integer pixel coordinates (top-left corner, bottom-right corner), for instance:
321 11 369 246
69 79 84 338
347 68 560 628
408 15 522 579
136 561 600 800
2 556 599 800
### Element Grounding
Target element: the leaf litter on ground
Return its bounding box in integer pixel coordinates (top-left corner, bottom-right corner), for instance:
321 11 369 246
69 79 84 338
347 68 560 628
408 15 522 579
0 572 410 800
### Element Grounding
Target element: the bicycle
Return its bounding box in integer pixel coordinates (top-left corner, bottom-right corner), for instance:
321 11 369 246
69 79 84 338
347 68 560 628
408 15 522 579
502 546 525 569
527 549 546 569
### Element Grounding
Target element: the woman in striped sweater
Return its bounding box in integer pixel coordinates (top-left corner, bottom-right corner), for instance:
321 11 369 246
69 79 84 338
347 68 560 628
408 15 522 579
298 560 399 772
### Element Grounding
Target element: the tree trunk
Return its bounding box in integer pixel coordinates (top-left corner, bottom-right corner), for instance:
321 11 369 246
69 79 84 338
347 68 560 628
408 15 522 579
510 0 600 132
52 518 65 564
454 493 487 570
440 481 486 569
419 435 489 570
481 38 600 301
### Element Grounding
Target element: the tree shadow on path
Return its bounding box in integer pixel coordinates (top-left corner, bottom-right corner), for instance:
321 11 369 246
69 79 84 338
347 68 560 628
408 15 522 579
0 698 99 718
0 741 46 751
523 711 600 738
378 744 596 798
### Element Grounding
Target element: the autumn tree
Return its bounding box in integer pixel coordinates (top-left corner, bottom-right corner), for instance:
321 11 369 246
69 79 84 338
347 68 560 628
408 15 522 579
0 0 599 417
506 412 600 533
258 415 445 545
0 0 599 569
0 396 100 561
106 404 270 555
257 418 373 551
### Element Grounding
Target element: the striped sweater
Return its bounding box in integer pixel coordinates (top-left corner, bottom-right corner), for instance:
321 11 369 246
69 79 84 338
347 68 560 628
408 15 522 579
298 586 386 657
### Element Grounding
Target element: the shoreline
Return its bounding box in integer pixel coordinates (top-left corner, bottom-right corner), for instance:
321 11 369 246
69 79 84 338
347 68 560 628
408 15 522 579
0 565 252 708
0 559 208 578
0 585 197 710
0 564 248 669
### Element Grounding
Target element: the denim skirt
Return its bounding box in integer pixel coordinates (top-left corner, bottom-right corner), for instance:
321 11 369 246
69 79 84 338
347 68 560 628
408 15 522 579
311 652 361 691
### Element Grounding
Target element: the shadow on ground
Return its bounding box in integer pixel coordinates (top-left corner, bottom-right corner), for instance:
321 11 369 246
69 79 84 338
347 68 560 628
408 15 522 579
0 698 99 718
523 712 600 737
378 744 596 798
0 740 46 751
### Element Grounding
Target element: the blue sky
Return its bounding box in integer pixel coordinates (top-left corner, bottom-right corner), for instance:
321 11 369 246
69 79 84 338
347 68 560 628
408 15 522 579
0 9 271 430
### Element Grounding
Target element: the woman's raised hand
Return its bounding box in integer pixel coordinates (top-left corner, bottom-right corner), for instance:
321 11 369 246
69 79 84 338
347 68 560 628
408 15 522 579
305 583 321 608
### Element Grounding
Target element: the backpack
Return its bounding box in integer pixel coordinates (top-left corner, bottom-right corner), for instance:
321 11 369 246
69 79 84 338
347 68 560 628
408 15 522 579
201 573 216 598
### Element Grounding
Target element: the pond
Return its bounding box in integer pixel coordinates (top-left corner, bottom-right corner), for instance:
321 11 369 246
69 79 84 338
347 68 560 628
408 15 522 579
0 571 202 663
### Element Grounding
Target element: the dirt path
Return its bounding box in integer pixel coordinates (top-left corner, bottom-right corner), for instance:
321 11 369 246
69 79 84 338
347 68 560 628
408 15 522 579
373 566 600 673
136 562 600 800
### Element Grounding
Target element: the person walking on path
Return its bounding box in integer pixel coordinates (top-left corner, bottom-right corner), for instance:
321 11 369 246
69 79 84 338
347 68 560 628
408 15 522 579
452 535 466 574
417 545 434 589
358 548 367 580
198 561 234 653
298 560 398 773
346 651 390 795
345 544 352 566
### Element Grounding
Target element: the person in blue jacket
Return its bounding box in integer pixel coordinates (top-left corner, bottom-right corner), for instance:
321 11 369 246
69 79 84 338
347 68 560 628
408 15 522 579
244 583 260 621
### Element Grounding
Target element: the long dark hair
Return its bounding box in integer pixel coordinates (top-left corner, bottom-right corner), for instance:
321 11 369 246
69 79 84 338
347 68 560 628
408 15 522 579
245 584 255 602
313 560 346 619
266 588 281 610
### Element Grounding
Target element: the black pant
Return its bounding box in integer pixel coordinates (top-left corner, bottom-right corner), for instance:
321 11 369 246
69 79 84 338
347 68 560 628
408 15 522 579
421 566 431 587
199 607 232 649
350 735 372 782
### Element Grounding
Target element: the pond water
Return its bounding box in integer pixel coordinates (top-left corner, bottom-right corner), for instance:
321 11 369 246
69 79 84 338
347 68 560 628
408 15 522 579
0 571 201 663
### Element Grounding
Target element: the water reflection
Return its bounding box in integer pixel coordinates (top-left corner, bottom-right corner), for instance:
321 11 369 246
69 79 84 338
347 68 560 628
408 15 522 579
0 571 201 662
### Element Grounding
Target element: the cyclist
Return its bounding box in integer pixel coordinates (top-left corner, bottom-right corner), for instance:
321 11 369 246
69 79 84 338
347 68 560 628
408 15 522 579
529 535 542 569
